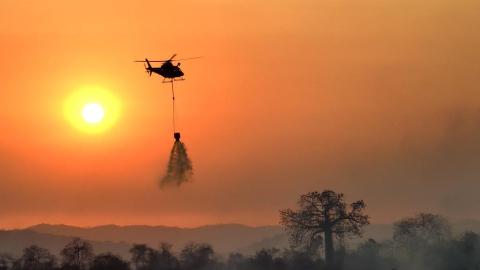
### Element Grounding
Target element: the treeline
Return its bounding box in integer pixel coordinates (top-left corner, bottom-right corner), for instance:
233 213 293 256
0 227 479 270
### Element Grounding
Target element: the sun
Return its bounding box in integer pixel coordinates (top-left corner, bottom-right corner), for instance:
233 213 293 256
82 103 104 124
64 86 121 134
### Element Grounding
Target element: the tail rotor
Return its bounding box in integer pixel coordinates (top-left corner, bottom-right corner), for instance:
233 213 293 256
144 63 152 76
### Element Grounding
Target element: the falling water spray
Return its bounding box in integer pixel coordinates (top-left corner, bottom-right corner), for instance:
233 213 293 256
160 133 193 187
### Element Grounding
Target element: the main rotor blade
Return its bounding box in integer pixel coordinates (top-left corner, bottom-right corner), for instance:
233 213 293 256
134 55 202 62
174 56 203 61
134 60 167 62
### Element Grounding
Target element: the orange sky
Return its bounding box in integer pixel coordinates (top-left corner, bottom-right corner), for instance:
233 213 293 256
1 0 480 229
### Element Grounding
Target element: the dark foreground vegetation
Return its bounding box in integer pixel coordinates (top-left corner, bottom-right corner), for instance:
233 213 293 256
1 190 479 270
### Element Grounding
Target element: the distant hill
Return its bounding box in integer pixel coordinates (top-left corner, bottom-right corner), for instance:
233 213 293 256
25 224 285 254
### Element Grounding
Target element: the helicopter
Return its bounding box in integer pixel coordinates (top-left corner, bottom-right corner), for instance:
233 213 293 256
135 54 202 83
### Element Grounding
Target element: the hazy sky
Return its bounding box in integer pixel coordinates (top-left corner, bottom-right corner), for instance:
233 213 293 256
1 0 479 229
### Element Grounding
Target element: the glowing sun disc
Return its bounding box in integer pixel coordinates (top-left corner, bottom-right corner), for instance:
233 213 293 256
64 86 121 134
82 103 104 124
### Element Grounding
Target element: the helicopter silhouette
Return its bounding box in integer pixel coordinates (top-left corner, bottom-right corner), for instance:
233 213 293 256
135 54 202 83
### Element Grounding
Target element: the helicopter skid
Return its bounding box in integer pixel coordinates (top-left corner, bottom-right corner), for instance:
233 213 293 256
162 77 185 83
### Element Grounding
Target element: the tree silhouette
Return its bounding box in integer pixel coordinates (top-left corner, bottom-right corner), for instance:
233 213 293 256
60 237 94 270
458 231 480 269
90 253 130 270
0 253 14 270
280 190 369 269
157 242 180 270
251 248 280 270
128 244 150 270
20 245 57 270
393 213 451 259
0 253 20 270
179 242 214 270
226 253 245 270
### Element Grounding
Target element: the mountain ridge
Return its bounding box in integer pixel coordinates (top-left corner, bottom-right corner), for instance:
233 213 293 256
23 223 285 254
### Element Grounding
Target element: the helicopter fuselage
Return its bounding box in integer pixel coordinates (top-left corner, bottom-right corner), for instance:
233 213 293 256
150 63 184 79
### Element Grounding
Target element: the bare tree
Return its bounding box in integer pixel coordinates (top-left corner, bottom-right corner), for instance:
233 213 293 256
158 242 180 270
251 248 281 270
226 253 245 270
60 237 94 270
90 253 130 270
0 253 15 270
179 242 214 270
21 245 57 270
280 190 369 269
459 231 480 268
393 213 451 257
129 244 150 270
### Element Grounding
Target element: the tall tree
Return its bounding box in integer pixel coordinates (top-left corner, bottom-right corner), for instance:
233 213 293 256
280 190 369 269
60 237 94 270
